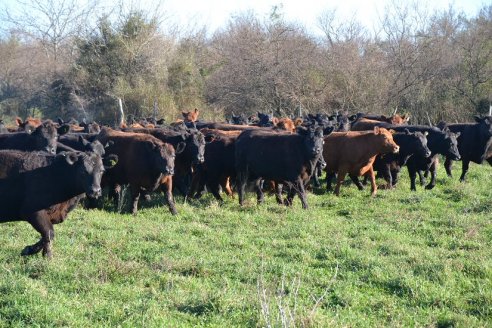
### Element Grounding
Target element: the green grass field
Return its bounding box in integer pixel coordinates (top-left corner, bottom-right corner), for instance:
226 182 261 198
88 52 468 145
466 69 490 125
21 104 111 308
1 163 491 327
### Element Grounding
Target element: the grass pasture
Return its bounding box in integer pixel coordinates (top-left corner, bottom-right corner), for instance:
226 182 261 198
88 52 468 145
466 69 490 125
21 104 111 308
0 163 492 327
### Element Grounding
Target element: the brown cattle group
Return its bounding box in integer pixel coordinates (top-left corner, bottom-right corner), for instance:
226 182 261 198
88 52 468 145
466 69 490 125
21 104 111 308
1 109 491 257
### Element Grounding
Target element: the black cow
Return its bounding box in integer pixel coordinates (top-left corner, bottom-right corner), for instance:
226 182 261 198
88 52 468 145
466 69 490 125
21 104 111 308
356 130 431 188
383 125 460 190
0 150 108 258
439 116 492 181
95 128 179 214
235 126 324 209
128 127 203 195
0 120 69 154
188 132 238 202
228 113 251 125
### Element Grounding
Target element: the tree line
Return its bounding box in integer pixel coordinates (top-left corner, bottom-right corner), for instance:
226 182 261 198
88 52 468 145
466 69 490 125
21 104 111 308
0 0 491 125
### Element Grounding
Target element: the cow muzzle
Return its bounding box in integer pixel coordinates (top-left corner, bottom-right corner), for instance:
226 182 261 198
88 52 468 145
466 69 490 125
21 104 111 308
88 187 102 199
165 167 174 175
393 145 400 153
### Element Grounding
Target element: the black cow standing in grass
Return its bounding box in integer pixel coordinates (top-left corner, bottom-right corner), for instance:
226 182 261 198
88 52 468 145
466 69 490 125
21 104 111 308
235 126 324 209
0 150 110 258
439 116 492 181
387 125 461 190
357 129 432 189
0 120 69 154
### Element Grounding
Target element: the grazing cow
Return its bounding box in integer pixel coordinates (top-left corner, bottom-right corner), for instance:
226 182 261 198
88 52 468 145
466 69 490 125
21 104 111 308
96 128 180 214
323 127 400 196
235 126 324 209
358 130 431 189
0 120 69 154
439 116 492 181
188 131 239 202
0 150 108 258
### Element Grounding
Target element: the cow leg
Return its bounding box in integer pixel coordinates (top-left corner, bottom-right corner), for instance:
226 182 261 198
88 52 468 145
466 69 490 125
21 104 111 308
110 184 122 210
459 160 470 182
295 179 309 209
418 170 426 186
22 214 55 258
222 176 234 198
130 186 141 215
408 166 417 191
326 172 336 192
381 165 393 189
349 175 364 190
334 171 347 196
425 161 438 190
444 157 453 177
391 169 400 187
365 166 378 196
209 182 224 203
284 186 295 206
163 179 178 215
237 173 247 206
255 179 265 204
275 183 284 205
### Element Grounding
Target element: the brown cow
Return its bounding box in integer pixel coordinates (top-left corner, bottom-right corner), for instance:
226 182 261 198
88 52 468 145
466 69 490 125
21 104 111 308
272 117 303 133
95 128 180 214
323 127 400 196
15 117 43 132
182 108 199 123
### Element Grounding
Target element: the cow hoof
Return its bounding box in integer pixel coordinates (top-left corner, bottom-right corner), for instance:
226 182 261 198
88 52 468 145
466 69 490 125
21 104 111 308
425 184 435 190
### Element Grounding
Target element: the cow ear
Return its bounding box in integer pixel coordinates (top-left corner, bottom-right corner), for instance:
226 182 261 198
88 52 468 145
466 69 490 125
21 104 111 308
175 142 186 154
57 117 64 125
104 140 114 148
15 117 22 126
348 114 358 121
182 112 187 117
103 154 118 169
474 115 482 123
389 129 396 134
272 117 279 125
455 132 461 138
58 124 70 135
65 152 78 165
373 126 380 134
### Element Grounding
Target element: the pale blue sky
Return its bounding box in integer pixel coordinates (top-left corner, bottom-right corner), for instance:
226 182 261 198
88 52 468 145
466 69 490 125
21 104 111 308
2 0 488 36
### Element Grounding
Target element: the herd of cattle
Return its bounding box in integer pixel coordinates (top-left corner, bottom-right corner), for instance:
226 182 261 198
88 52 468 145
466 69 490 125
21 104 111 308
1 109 492 258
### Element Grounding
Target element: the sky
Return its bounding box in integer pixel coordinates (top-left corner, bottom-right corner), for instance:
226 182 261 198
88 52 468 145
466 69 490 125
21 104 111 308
159 0 488 35
1 0 488 37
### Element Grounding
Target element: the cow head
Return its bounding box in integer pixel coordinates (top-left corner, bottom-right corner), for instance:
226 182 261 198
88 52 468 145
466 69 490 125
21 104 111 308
257 112 273 127
298 125 324 158
30 120 59 154
147 141 176 176
436 126 461 160
475 115 492 141
229 113 250 125
80 119 101 134
404 129 432 158
374 127 400 153
183 130 206 164
63 151 109 198
182 108 199 123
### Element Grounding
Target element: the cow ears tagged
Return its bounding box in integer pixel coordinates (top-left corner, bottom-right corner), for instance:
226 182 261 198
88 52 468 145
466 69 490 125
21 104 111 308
176 142 186 154
103 154 118 169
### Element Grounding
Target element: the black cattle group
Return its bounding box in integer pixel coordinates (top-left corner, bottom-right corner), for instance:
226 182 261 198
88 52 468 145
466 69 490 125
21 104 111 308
0 112 491 258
